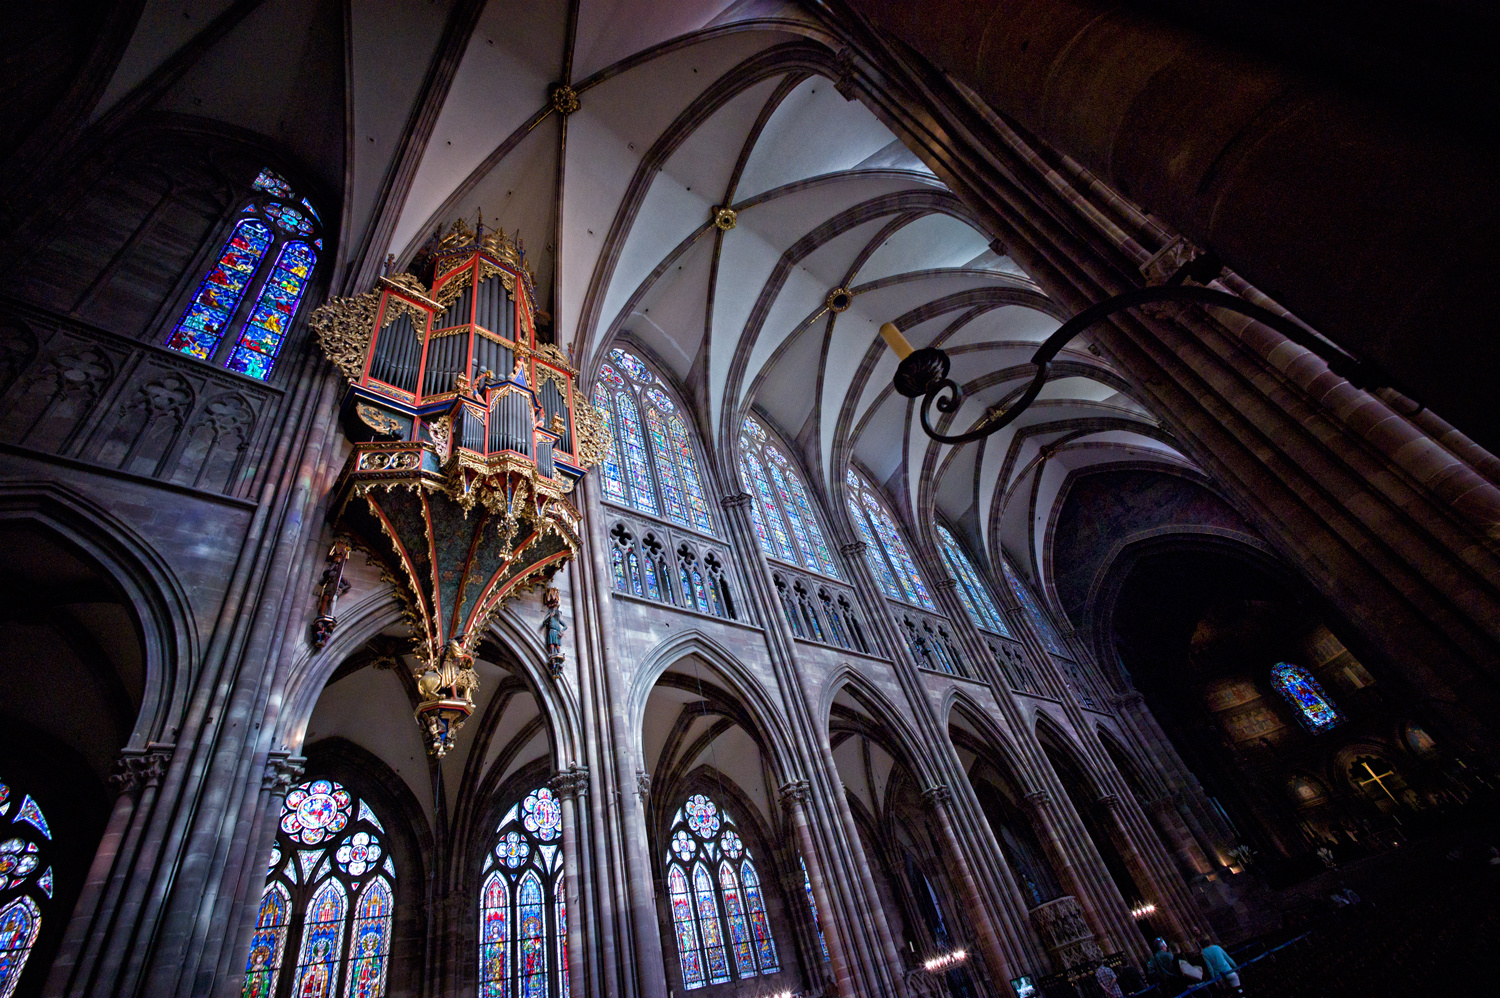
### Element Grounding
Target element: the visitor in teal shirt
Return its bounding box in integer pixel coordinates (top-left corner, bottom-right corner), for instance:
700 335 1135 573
1198 936 1242 994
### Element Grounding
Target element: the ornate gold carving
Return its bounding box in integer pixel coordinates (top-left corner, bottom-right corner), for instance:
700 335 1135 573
826 287 854 313
550 83 581 116
477 259 517 298
571 397 608 468
535 365 569 395
308 291 380 380
381 293 430 330
428 415 452 462
534 342 575 374
713 206 737 231
434 270 470 308
355 404 402 437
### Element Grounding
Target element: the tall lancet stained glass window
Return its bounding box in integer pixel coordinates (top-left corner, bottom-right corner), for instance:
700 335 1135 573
846 470 935 610
937 526 1011 638
663 794 779 990
242 778 394 998
480 786 568 998
738 417 840 577
0 778 53 998
1000 561 1067 657
166 167 321 381
593 348 713 532
1271 663 1343 733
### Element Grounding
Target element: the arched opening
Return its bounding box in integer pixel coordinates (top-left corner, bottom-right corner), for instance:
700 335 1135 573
1105 544 1475 882
640 655 810 996
828 684 980 998
0 519 146 998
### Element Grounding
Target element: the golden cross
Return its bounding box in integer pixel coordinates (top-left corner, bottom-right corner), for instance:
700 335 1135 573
1355 760 1400 804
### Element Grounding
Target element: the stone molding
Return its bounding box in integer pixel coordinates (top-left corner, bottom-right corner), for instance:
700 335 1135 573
548 763 590 800
110 743 176 798
840 541 867 557
261 754 306 795
1023 789 1053 810
778 779 812 809
920 784 953 811
720 493 752 510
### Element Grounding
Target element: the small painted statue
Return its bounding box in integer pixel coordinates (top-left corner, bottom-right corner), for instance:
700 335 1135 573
542 586 567 672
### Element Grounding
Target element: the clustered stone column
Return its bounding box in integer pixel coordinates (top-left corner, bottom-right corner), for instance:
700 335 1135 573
550 764 590 998
778 780 853 997
920 784 1013 988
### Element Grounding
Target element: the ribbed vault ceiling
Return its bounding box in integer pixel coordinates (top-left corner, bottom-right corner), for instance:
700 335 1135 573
106 0 1199 589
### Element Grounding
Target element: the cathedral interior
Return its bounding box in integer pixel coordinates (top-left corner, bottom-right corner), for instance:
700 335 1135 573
2 2 1498 997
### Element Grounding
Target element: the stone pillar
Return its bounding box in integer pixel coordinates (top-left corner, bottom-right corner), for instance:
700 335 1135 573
1021 790 1122 955
1096 793 1192 941
550 764 590 998
921 784 1012 989
779 780 853 997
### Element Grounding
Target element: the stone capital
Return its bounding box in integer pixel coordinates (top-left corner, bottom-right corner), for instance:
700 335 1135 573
112 743 176 798
920 784 953 811
1095 793 1121 811
840 541 867 557
262 754 306 795
1107 690 1147 709
720 492 752 510
549 763 590 800
934 578 960 595
778 779 812 809
1023 789 1053 811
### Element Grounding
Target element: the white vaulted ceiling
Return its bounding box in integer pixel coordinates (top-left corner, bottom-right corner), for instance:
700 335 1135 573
102 0 1196 594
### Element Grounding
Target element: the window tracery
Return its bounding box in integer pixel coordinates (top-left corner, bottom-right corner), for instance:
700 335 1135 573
737 418 840 577
594 349 713 532
0 778 51 998
663 795 778 990
166 168 320 381
846 470 934 610
608 518 739 621
1001 561 1067 657
937 526 1011 638
480 786 567 998
1271 663 1342 732
243 779 394 998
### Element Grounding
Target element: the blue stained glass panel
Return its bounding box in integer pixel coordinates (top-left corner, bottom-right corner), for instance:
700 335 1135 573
746 457 796 562
718 862 757 977
252 169 294 197
1272 663 1342 732
690 567 710 614
626 549 643 596
0 897 41 998
597 364 625 388
289 880 346 998
645 408 688 523
644 386 675 412
744 418 767 444
741 861 778 972
518 873 546 998
643 553 661 600
263 202 314 235
849 499 901 600
15 798 48 840
614 392 658 513
1003 562 1065 656
740 458 773 555
610 545 627 591
779 457 838 577
863 492 934 609
522 789 561 841
592 383 626 503
226 240 316 380
300 197 321 223
767 459 819 570
939 526 1010 637
668 865 705 989
800 858 828 961
555 873 568 997
242 884 288 998
609 348 654 383
479 873 509 998
167 219 272 359
669 416 713 532
693 863 731 984
343 878 392 998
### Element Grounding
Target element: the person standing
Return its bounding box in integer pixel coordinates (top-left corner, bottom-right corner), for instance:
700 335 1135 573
1198 937 1242 995
1147 938 1181 994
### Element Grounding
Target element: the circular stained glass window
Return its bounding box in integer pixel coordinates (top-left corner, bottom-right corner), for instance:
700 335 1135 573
281 779 352 845
609 348 653 383
719 830 743 859
672 829 696 861
496 830 530 869
0 837 38 879
643 387 675 413
522 788 561 841
597 364 625 388
335 830 383 876
263 202 315 236
684 794 719 837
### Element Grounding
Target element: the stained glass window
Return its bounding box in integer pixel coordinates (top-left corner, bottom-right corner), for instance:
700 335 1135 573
225 240 316 379
1271 663 1342 733
0 778 52 998
737 418 840 577
594 349 715 534
167 166 321 380
800 857 828 960
480 786 567 998
937 526 1011 637
243 778 393 998
662 794 779 990
847 471 935 609
1001 561 1066 657
592 380 627 502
